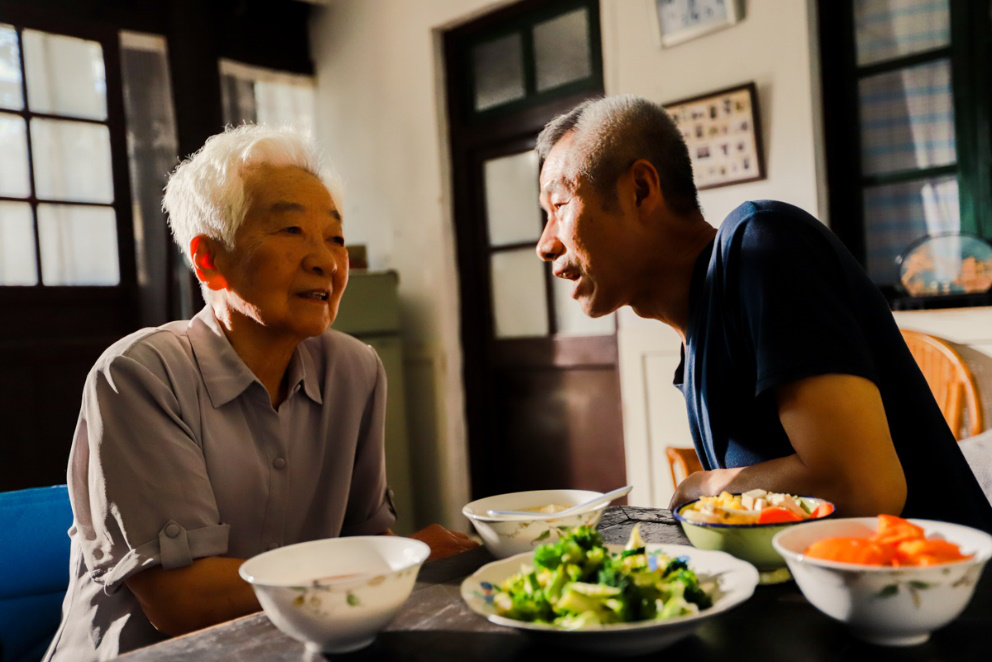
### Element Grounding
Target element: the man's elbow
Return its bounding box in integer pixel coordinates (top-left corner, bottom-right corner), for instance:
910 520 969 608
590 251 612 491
844 466 907 517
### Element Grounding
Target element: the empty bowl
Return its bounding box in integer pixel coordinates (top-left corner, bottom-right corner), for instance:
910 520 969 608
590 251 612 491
239 536 430 653
772 517 992 646
462 489 607 559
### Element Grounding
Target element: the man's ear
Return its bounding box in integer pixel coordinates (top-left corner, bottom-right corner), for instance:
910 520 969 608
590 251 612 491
190 235 228 291
629 159 662 211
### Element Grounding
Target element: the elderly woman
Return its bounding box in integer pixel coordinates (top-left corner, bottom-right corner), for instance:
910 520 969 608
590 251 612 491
44 126 474 661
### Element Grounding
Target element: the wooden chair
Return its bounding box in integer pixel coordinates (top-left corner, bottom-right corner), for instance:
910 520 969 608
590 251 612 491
665 446 704 488
900 329 984 440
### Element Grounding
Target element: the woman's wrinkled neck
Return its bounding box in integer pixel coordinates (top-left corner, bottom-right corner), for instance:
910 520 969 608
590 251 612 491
210 301 297 408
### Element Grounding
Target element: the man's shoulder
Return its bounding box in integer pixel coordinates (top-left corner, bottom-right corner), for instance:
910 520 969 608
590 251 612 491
716 200 828 255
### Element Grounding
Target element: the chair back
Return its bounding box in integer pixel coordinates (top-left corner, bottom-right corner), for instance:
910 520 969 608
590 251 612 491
0 486 72 662
901 329 984 440
665 446 704 489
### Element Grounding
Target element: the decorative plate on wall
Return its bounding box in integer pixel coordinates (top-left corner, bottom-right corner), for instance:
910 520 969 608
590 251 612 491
896 233 992 296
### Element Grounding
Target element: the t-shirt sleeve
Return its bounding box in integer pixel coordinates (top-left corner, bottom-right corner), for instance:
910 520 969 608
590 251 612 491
733 212 879 397
340 351 397 535
68 340 230 594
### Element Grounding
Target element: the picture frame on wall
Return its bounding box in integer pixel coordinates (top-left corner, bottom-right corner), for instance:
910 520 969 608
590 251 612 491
653 0 744 48
664 82 765 190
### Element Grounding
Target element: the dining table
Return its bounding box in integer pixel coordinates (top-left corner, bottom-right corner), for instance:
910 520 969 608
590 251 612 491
121 506 991 661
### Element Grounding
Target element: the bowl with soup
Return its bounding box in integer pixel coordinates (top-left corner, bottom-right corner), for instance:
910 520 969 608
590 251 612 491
239 536 430 653
462 489 608 558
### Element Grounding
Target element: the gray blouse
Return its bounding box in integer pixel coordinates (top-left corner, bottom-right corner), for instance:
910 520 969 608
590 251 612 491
45 307 396 661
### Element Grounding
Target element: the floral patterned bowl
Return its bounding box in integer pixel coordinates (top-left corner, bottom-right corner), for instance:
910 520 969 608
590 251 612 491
772 518 992 646
239 536 430 653
462 489 608 559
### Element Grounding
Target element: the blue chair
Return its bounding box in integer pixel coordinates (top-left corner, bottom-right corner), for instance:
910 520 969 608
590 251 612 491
0 486 72 662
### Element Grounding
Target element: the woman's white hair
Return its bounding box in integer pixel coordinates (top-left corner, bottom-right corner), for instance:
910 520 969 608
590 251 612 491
163 124 342 266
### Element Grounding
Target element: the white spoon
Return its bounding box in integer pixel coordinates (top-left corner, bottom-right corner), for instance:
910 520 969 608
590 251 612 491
485 485 633 520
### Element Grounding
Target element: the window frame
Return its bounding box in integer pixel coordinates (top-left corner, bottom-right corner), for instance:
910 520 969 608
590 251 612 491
0 12 136 298
817 0 992 305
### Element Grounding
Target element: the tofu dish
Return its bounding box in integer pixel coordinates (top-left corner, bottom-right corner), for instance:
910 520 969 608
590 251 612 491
679 490 834 525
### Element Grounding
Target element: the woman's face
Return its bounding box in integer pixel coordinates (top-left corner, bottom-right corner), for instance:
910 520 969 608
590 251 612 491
213 164 348 346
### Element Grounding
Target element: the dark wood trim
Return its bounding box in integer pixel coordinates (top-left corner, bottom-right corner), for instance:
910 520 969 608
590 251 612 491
861 163 958 187
492 335 619 369
856 46 952 78
817 0 866 265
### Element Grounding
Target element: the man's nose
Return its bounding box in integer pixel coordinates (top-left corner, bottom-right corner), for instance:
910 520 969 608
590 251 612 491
536 220 563 262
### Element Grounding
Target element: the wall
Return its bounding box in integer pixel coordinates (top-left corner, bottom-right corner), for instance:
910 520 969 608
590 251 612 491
309 0 511 529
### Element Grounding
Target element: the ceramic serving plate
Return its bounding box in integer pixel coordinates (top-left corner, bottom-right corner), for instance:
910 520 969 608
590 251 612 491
460 543 758 657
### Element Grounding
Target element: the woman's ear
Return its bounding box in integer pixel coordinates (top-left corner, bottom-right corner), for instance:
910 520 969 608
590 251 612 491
190 236 228 291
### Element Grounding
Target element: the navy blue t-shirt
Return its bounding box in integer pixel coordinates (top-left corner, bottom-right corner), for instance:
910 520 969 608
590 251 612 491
675 200 992 532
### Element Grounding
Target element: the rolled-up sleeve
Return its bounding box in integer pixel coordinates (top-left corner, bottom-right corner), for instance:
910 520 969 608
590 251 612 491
340 352 397 536
68 339 229 594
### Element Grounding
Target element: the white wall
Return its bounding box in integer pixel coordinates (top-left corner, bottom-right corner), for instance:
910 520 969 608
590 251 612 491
309 0 513 529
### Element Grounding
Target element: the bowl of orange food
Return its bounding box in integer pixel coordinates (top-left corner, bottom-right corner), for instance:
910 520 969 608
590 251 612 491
674 490 834 581
772 515 992 646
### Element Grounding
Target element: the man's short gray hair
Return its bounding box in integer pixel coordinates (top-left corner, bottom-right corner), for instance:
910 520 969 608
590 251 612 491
536 95 699 215
163 124 341 266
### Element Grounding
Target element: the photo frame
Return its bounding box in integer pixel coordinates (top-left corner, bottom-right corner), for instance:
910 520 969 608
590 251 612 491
653 0 744 48
664 82 766 190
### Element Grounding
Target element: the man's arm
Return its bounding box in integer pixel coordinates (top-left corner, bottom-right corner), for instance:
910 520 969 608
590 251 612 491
125 558 260 636
670 373 907 516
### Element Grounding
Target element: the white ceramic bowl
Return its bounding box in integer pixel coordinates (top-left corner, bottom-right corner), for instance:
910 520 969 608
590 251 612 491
462 543 759 656
239 536 430 653
772 517 992 646
462 489 607 559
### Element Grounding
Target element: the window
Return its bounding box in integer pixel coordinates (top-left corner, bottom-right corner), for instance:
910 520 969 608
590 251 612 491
219 59 315 132
818 0 992 301
463 0 603 119
0 24 128 286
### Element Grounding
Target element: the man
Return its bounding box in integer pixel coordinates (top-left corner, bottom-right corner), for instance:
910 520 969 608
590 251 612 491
534 95 992 532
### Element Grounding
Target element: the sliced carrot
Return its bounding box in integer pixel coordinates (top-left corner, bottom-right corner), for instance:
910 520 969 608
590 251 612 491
811 503 835 519
871 514 925 547
758 507 803 524
804 537 894 565
895 538 972 565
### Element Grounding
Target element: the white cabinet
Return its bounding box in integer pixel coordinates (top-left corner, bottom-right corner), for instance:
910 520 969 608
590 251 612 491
333 271 417 534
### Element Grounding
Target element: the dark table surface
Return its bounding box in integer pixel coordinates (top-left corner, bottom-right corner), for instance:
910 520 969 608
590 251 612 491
121 507 991 661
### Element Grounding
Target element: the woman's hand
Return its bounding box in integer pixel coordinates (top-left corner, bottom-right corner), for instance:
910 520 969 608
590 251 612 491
407 523 479 561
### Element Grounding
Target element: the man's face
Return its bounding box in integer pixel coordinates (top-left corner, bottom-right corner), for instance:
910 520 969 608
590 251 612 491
537 133 631 318
214 164 349 344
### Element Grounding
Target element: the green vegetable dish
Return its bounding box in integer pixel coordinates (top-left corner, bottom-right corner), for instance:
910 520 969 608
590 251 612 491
492 525 714 629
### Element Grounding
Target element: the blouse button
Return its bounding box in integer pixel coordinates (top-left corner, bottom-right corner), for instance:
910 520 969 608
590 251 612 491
273 457 287 470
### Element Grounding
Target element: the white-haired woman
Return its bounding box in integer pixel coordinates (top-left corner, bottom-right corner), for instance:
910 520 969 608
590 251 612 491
44 125 475 661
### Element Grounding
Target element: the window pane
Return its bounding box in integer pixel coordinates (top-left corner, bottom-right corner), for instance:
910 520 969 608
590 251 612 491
490 248 549 338
0 202 37 285
552 275 614 336
484 150 541 246
863 175 959 284
31 118 114 203
859 59 954 176
219 60 316 133
0 113 30 197
855 0 950 67
533 9 592 92
473 33 525 111
23 29 107 120
38 204 119 285
0 24 23 110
